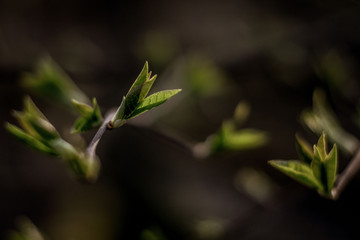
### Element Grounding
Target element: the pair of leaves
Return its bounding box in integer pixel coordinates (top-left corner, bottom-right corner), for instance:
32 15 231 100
111 62 181 128
71 98 103 133
269 133 338 197
6 97 99 181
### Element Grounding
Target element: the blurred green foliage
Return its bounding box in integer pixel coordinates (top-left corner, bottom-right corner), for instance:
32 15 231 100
196 101 268 158
6 96 100 182
137 31 179 69
21 57 90 108
7 218 46 240
185 55 228 98
301 89 359 155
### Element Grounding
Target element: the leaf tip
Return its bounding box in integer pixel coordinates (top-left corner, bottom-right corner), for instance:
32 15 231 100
268 159 281 167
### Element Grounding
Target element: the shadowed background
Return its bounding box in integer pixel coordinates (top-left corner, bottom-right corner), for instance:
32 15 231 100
1 0 360 239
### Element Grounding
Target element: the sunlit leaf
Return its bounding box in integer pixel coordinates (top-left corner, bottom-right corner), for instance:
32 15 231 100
111 62 181 128
139 74 157 101
128 89 182 119
127 61 149 96
295 134 313 164
270 133 339 197
324 144 338 192
269 160 321 190
111 96 126 127
311 146 325 190
316 132 327 160
124 85 143 117
72 99 94 116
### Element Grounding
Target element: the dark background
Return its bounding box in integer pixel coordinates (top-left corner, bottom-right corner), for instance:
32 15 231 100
1 0 360 239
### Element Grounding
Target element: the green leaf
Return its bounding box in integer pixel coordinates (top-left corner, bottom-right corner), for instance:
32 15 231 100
312 146 324 186
311 131 335 195
72 99 94 117
317 132 327 160
139 74 157 101
128 89 182 119
111 96 126 127
295 134 313 164
5 123 57 155
127 61 149 96
324 144 338 191
124 85 143 117
269 160 321 190
71 98 103 133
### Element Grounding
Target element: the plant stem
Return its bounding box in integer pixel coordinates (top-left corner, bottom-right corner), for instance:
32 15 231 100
86 109 116 156
332 148 360 200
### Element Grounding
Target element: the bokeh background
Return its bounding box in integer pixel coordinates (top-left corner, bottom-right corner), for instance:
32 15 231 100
1 0 360 239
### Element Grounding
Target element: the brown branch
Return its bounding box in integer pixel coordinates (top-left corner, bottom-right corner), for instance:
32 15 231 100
332 148 360 200
86 109 116 156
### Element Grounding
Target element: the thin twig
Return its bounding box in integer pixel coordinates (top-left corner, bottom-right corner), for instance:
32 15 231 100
86 109 116 156
332 148 360 200
126 122 196 156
